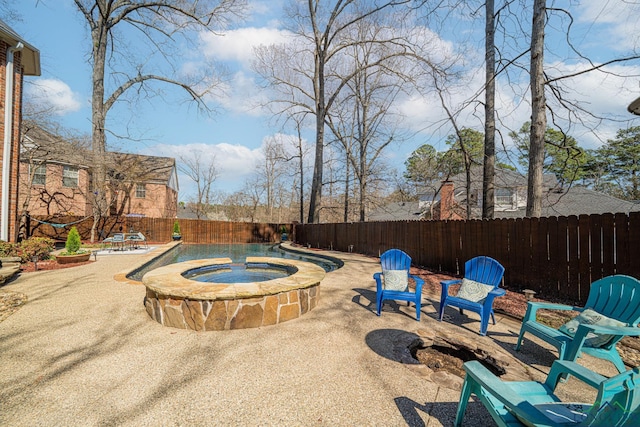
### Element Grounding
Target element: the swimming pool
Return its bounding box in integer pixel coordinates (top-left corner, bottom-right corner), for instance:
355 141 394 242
128 243 341 281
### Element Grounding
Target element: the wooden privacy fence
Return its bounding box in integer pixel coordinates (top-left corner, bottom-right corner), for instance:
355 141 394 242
28 216 290 245
294 212 640 305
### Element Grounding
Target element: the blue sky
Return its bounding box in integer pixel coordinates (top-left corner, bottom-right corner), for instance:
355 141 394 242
10 0 640 200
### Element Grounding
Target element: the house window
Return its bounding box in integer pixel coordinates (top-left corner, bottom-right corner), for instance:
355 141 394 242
31 164 46 185
495 188 514 206
62 166 79 188
135 184 146 198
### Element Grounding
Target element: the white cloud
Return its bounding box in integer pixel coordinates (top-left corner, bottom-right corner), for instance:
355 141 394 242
214 71 270 116
142 142 263 198
199 27 292 66
576 2 640 52
24 78 83 115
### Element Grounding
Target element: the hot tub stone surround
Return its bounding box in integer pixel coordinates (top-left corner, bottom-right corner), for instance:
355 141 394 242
143 257 325 330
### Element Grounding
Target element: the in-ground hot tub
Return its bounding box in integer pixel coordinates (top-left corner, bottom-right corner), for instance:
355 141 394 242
143 257 326 330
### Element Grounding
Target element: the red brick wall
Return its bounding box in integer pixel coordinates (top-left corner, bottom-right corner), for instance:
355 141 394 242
18 164 92 216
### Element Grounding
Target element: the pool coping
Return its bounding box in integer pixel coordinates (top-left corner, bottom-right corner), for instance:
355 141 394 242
113 241 183 285
142 257 326 300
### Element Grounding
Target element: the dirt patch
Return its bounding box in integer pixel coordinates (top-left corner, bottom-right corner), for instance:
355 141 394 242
0 289 28 323
410 330 510 379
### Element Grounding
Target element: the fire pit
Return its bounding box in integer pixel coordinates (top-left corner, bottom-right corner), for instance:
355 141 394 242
407 328 533 388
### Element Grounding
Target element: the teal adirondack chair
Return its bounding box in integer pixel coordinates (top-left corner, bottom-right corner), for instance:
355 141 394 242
373 249 425 321
455 359 640 427
515 275 640 373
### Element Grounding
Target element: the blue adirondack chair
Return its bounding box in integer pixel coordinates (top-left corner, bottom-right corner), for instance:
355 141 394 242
438 256 505 335
373 249 425 321
455 359 640 427
515 274 640 373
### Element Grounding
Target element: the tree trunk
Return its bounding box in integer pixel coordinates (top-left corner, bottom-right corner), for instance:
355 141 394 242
90 20 110 242
344 151 350 223
308 44 325 224
526 0 547 218
482 0 496 219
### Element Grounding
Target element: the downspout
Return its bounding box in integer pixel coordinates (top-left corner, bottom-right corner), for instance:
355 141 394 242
2 42 24 241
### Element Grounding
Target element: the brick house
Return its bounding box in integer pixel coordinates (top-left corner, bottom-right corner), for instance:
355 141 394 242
0 19 40 242
19 123 179 221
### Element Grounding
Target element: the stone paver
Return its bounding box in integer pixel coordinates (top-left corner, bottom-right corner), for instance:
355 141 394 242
0 244 620 426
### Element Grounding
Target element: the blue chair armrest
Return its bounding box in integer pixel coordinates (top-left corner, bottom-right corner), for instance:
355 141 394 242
545 360 606 391
440 279 461 294
410 274 425 294
482 288 506 308
373 272 383 292
488 288 506 297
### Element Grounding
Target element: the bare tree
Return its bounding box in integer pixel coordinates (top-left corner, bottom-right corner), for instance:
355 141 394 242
178 151 219 220
70 0 245 240
327 25 407 222
254 0 417 223
281 115 312 223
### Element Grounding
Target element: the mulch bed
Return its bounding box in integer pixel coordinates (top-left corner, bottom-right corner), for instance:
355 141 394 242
19 259 95 273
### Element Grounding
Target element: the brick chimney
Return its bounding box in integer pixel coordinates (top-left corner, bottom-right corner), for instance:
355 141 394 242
439 181 454 220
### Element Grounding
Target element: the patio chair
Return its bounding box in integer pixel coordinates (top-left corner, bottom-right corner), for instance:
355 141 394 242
373 249 425 321
108 233 126 251
127 232 148 249
455 359 640 427
515 274 640 373
438 256 505 335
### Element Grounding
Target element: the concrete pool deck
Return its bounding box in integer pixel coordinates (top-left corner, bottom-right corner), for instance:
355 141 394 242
0 243 620 426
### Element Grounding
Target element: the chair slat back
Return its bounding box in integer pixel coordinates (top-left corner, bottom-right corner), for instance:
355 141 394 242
380 249 411 272
585 275 640 326
591 366 640 425
464 256 505 288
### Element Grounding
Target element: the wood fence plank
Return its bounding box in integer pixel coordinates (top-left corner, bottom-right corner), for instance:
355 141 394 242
566 216 580 303
578 215 592 303
614 213 630 275
600 213 615 277
529 217 541 293
547 217 562 299
590 214 604 280
629 212 640 279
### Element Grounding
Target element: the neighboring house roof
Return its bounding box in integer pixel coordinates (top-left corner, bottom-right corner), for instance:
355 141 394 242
108 152 178 190
374 166 639 221
21 122 90 167
177 205 200 219
448 165 558 190
20 122 179 191
0 18 40 75
495 186 640 218
368 201 424 221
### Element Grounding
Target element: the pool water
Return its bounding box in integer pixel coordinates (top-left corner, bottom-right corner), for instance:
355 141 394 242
182 263 295 283
129 243 341 281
